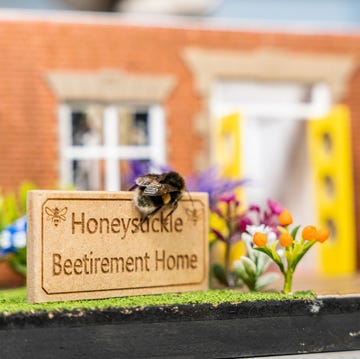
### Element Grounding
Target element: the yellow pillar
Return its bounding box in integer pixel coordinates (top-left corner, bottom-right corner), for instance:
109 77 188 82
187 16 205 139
308 105 356 275
214 113 242 179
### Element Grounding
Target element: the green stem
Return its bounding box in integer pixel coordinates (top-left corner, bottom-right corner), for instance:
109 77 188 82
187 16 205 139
283 269 294 294
225 205 234 287
224 238 233 286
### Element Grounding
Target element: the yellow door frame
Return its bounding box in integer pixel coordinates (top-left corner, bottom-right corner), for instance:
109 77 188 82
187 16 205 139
308 105 356 275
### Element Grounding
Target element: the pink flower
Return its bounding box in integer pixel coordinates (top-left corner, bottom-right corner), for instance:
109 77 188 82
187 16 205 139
218 192 237 204
239 216 253 232
267 199 284 215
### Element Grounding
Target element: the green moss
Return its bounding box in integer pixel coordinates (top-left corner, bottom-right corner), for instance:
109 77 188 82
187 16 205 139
0 287 316 314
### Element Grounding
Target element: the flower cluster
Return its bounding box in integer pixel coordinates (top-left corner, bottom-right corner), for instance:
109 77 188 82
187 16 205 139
0 216 27 277
210 194 284 290
0 216 27 255
251 209 330 294
0 182 35 277
209 190 331 293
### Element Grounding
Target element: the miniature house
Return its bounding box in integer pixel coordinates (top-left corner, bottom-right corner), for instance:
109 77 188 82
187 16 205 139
0 11 359 274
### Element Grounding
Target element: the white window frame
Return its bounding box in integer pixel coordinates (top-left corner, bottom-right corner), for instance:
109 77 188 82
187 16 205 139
58 103 166 191
209 81 331 165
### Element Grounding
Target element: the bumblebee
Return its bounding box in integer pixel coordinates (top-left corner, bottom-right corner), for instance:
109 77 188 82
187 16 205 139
129 171 186 223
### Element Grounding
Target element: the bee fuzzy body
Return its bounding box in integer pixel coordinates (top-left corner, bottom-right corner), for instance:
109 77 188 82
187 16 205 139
132 188 163 216
130 171 185 221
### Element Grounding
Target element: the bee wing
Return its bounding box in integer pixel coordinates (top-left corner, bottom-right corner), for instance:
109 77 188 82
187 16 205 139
59 207 68 215
135 174 163 187
143 183 179 196
142 183 162 195
185 208 194 216
162 183 181 192
45 207 55 215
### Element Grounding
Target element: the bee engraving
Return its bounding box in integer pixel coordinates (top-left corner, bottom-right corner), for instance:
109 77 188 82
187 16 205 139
185 207 201 225
129 171 185 224
45 206 68 226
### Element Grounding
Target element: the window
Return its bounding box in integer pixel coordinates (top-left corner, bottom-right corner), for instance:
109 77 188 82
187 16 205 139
58 103 166 191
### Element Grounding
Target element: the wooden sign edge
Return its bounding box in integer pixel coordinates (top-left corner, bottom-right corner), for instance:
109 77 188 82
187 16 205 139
26 190 209 304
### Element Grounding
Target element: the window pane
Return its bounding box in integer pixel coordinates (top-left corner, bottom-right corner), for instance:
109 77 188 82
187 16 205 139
72 159 105 191
71 158 152 191
64 104 157 191
117 108 149 146
71 106 103 146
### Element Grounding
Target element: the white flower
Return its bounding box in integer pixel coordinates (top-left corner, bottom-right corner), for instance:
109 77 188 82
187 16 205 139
243 224 276 243
15 216 26 230
0 230 11 250
239 224 277 268
13 231 26 248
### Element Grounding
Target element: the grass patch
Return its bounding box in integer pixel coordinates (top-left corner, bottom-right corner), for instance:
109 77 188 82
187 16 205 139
0 287 316 314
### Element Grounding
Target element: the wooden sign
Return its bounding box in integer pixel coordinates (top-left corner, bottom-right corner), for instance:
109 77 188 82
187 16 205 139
27 191 209 303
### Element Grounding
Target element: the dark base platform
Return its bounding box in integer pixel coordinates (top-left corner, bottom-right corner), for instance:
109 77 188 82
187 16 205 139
1 295 360 358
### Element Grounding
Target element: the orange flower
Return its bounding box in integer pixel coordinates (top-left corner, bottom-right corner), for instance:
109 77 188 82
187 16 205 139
279 209 293 226
315 228 330 243
302 225 317 241
253 232 268 247
279 233 293 247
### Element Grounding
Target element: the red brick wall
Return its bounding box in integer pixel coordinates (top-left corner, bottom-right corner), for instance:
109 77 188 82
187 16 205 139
1 17 360 265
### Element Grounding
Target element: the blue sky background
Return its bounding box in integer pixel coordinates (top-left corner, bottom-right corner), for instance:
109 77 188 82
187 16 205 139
208 0 360 28
0 0 360 29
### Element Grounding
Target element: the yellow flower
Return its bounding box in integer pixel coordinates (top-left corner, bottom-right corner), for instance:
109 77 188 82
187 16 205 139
253 232 268 247
302 225 317 241
210 240 246 271
315 228 330 243
279 209 293 226
209 212 228 244
279 233 293 247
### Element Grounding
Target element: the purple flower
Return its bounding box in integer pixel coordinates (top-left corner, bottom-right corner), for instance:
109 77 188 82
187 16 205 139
267 199 283 215
125 160 171 189
211 228 225 241
186 166 248 208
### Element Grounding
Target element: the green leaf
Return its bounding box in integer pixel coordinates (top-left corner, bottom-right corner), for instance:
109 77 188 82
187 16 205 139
291 240 317 271
2 193 20 229
233 259 251 283
290 225 301 240
8 260 27 277
255 246 285 274
284 246 292 263
18 182 36 214
212 263 228 286
269 241 285 272
233 257 257 291
240 256 257 276
255 251 272 276
15 247 27 263
7 248 27 277
290 241 305 264
254 246 274 259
